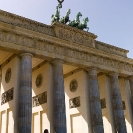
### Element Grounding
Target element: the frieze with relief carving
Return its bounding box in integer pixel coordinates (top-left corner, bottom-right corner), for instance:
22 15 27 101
95 40 128 57
0 10 55 36
32 92 47 107
1 88 14 105
52 23 96 48
0 28 133 74
69 96 80 108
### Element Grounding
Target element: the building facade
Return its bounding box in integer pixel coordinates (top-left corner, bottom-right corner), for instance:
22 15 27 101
0 9 133 133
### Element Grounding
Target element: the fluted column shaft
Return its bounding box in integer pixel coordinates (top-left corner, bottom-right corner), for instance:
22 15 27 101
0 69 2 106
51 59 67 133
110 73 127 133
88 68 104 133
18 53 33 133
129 76 133 104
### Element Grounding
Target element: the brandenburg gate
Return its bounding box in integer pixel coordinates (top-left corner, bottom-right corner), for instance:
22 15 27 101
0 5 133 133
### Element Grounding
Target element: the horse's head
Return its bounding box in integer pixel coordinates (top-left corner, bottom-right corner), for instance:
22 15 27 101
51 14 54 18
84 17 89 22
56 6 58 10
78 12 82 17
67 9 71 15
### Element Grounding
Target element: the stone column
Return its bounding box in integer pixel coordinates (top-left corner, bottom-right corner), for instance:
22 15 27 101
0 68 2 106
88 68 104 133
110 73 127 133
129 76 133 104
18 53 33 133
14 56 21 133
51 59 67 133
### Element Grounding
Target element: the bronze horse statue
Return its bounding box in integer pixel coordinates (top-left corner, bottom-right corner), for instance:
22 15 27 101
77 17 89 31
51 6 60 23
60 9 71 24
68 12 82 27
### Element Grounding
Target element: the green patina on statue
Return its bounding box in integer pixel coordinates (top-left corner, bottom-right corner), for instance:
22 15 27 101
68 12 82 27
77 17 89 31
60 9 71 24
51 6 89 31
51 6 60 23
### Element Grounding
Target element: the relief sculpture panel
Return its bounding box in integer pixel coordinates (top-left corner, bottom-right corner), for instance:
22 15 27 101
0 10 55 36
69 96 80 108
1 88 14 105
0 27 133 74
56 28 95 48
100 98 106 109
32 91 47 107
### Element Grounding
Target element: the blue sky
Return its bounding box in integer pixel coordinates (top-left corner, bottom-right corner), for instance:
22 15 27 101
0 0 132 58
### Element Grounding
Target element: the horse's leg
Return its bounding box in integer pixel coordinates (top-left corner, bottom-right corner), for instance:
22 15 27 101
87 27 89 31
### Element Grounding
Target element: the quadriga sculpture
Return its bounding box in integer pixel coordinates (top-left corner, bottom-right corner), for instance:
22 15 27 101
77 17 89 31
51 6 60 23
68 12 82 27
60 9 71 24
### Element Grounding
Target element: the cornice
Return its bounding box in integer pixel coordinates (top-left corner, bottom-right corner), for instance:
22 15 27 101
95 40 129 57
0 9 55 36
52 22 97 40
0 21 132 66
0 9 129 59
52 22 128 58
0 15 132 75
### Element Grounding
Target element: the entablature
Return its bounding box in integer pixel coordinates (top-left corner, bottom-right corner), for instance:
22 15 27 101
0 9 132 76
0 9 129 58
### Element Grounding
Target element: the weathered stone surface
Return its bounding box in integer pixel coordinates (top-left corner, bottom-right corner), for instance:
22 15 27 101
1 88 14 105
110 73 127 133
18 53 32 133
129 76 133 106
88 68 104 133
51 59 67 133
0 9 55 36
0 22 133 75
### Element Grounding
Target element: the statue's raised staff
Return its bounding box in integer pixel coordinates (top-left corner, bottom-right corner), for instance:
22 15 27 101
51 6 60 23
77 17 89 31
68 12 82 27
60 9 71 24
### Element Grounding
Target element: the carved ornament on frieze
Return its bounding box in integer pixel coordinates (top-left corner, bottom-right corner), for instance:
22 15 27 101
52 22 97 48
0 28 133 73
0 9 55 36
95 40 129 57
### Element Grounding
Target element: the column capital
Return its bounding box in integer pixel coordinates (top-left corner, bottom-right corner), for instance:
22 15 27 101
20 53 33 57
109 72 119 77
86 67 98 72
50 58 64 64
